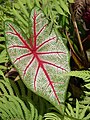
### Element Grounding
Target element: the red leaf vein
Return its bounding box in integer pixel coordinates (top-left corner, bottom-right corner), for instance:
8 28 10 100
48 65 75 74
23 56 35 76
34 64 40 91
41 63 60 104
37 51 66 55
9 45 28 49
36 24 47 37
42 60 66 71
9 24 32 51
14 52 32 63
36 36 56 50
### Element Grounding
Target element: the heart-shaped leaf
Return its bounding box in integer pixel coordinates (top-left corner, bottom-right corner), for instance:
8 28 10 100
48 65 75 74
5 7 70 113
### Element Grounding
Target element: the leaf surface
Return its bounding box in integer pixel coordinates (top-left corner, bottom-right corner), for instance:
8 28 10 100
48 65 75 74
5 7 70 113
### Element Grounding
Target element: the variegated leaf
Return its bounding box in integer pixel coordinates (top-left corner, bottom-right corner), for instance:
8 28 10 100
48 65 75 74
5 7 70 113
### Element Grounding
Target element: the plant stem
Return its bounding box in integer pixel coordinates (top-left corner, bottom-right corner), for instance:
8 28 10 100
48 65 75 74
66 31 84 69
70 5 88 67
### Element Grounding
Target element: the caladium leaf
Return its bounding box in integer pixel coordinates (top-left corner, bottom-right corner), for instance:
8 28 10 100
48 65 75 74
5 7 70 113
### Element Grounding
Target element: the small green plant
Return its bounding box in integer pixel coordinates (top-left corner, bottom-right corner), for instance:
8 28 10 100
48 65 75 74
0 0 90 120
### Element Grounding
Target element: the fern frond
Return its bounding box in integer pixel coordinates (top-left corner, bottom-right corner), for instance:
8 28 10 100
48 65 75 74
79 96 90 115
44 112 62 120
62 70 90 118
44 99 89 120
0 95 31 120
0 80 14 95
79 105 89 119
62 70 90 82
84 83 90 89
65 99 89 120
80 96 90 105
0 78 33 119
83 113 90 120
0 72 47 120
62 70 90 95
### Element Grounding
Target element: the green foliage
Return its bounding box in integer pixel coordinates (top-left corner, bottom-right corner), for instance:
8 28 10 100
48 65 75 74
62 70 90 91
62 70 90 82
0 70 89 120
65 99 89 120
62 70 90 98
0 71 51 120
0 95 31 120
62 70 90 119
44 99 90 120
0 32 8 72
0 0 72 35
0 0 90 120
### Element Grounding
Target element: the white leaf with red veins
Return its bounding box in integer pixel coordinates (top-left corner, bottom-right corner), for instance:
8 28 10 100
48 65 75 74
5 7 70 113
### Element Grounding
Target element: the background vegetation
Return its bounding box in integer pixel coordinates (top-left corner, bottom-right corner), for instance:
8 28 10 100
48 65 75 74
0 0 90 119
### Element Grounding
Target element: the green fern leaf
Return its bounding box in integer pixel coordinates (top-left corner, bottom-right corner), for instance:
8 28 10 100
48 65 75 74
62 71 90 82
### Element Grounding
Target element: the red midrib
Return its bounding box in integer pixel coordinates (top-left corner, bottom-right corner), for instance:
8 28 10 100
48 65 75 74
33 11 37 48
35 53 60 104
